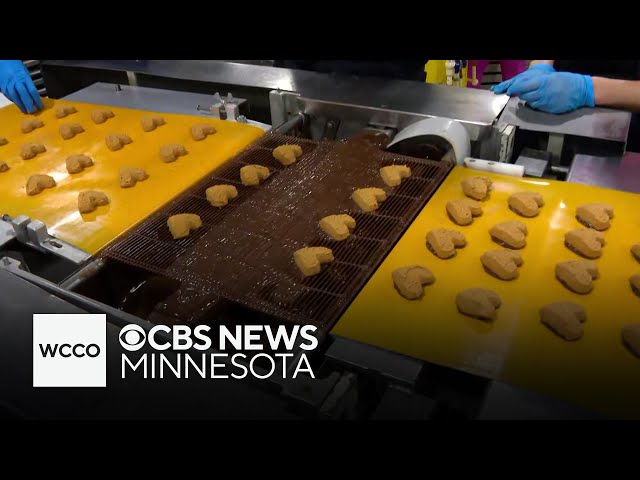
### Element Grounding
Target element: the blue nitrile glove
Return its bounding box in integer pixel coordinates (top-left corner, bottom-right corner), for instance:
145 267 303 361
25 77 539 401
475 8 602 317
491 63 555 94
0 60 43 114
505 71 595 114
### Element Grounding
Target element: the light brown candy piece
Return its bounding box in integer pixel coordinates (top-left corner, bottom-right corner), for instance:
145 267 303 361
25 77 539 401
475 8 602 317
55 105 77 119
632 243 640 262
508 191 544 217
555 260 599 294
78 191 109 214
191 123 216 141
380 165 411 187
564 229 605 259
446 198 482 226
0 136 8 146
319 214 356 241
141 116 166 132
26 174 56 196
0 162 9 173
206 184 238 207
461 176 492 201
426 228 466 259
119 167 148 188
351 187 387 212
490 221 528 249
21 117 44 133
66 154 94 174
20 143 46 160
240 165 270 186
91 109 115 124
455 288 502 321
59 123 84 140
392 265 435 300
539 302 587 341
630 273 640 298
576 203 614 231
622 324 640 358
294 246 334 277
273 144 303 166
167 214 202 240
481 249 523 281
159 144 188 163
106 134 132 151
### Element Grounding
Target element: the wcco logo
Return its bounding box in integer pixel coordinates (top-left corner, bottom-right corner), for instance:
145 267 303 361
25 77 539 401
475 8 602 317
33 314 107 388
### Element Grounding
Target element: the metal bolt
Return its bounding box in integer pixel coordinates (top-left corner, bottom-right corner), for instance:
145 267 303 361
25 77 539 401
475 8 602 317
237 115 247 123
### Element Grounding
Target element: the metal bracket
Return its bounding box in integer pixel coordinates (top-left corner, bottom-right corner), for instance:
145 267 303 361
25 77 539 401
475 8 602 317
197 92 246 122
1 215 90 264
547 132 565 163
498 124 516 163
0 257 26 273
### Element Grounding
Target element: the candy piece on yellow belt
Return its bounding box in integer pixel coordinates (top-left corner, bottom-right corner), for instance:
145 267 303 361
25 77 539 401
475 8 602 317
0 162 9 173
119 167 148 188
576 203 614 231
426 228 466 259
555 260 599 294
380 165 411 187
293 246 334 277
319 214 356 241
26 174 56 196
508 191 544 217
59 122 85 140
455 288 501 321
446 198 482 226
622 323 640 358
55 105 77 119
351 187 387 212
0 136 8 146
141 115 166 132
480 249 523 281
206 184 238 207
632 243 640 262
240 164 270 186
106 134 132 151
20 142 46 160
21 116 44 134
91 109 115 124
159 144 188 163
167 214 202 240
392 265 435 300
66 154 94 174
489 221 528 249
630 273 640 298
564 228 605 259
191 123 216 141
539 301 587 341
273 144 303 166
461 175 492 201
78 190 109 214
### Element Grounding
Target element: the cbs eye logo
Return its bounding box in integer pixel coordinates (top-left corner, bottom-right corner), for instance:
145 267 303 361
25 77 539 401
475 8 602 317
119 325 146 352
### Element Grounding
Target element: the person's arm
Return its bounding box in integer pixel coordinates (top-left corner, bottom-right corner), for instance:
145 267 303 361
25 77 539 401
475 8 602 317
529 60 555 67
592 77 640 111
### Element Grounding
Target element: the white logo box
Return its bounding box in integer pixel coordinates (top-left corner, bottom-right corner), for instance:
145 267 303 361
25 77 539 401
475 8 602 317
33 314 107 388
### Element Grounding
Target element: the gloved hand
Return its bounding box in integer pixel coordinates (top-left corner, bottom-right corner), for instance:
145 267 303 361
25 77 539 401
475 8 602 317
0 60 43 114
491 63 555 94
502 71 595 114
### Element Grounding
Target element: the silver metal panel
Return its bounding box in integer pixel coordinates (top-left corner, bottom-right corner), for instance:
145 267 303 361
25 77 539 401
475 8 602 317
567 153 640 193
478 381 605 419
63 83 270 130
499 97 631 143
47 61 508 130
